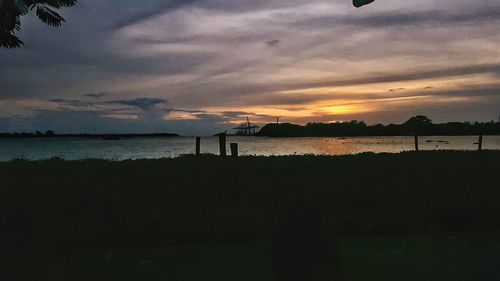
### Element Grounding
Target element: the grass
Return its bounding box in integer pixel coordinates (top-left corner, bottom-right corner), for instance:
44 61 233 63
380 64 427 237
35 241 274 281
2 151 500 280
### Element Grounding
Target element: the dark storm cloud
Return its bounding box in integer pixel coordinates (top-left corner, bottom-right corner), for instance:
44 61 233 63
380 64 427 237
0 0 215 100
47 97 173 121
220 111 256 118
83 92 108 98
170 108 206 114
0 46 211 77
2 109 231 135
368 7 500 26
170 63 500 108
2 0 500 134
110 98 168 111
294 5 500 29
266 39 281 47
41 97 168 115
434 86 500 98
190 110 273 125
236 89 473 107
111 0 201 29
388 88 406 92
289 64 500 91
110 0 285 30
0 96 238 134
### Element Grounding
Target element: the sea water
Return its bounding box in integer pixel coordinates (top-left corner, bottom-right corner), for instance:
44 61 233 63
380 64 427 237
0 135 499 161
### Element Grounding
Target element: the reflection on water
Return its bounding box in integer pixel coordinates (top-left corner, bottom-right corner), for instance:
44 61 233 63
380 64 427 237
0 135 499 161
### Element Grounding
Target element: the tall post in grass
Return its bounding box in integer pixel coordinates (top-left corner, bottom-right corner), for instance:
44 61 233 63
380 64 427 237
414 135 419 152
195 137 201 156
478 135 483 151
219 133 227 157
230 143 238 157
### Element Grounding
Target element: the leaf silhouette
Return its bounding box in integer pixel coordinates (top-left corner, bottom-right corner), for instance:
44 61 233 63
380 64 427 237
0 0 77 48
36 5 65 27
353 0 376 8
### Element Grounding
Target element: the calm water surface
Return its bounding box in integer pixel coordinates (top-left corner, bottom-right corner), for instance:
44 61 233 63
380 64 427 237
0 136 499 161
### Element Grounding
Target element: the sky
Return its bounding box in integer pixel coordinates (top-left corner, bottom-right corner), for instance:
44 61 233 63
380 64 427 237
1 0 500 135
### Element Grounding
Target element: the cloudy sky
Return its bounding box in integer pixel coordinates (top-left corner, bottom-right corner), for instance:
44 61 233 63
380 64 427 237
1 0 500 135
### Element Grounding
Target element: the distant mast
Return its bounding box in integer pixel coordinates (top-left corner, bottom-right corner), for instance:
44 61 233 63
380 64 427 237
233 117 259 135
247 117 251 135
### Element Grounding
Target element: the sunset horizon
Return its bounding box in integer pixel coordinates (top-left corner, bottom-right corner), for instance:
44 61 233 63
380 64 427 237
2 1 500 279
2 0 500 135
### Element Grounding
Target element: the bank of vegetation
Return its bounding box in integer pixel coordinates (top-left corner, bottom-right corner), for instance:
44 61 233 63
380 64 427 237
258 116 500 137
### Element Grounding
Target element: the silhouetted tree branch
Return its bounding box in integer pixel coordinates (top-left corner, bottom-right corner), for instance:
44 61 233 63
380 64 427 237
353 0 376 8
0 0 374 48
0 0 77 48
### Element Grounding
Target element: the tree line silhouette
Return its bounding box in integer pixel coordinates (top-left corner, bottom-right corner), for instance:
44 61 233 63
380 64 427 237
258 115 500 137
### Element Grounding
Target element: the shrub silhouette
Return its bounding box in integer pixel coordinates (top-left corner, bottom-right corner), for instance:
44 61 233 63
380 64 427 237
258 115 500 137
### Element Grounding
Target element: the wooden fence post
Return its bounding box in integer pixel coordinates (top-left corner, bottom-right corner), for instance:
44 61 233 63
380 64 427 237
230 143 238 157
195 137 201 156
219 133 227 157
478 135 483 151
414 135 419 152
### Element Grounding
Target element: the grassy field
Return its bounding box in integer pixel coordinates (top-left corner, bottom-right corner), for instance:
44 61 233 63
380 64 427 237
2 151 500 280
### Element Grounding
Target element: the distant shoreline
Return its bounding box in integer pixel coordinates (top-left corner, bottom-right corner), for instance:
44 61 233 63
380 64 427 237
257 116 500 137
2 133 500 139
256 133 500 138
2 115 500 138
0 133 180 139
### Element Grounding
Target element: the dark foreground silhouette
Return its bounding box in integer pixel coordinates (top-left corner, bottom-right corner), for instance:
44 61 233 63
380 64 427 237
258 115 500 137
272 198 342 281
353 0 375 8
2 151 500 280
0 0 77 48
